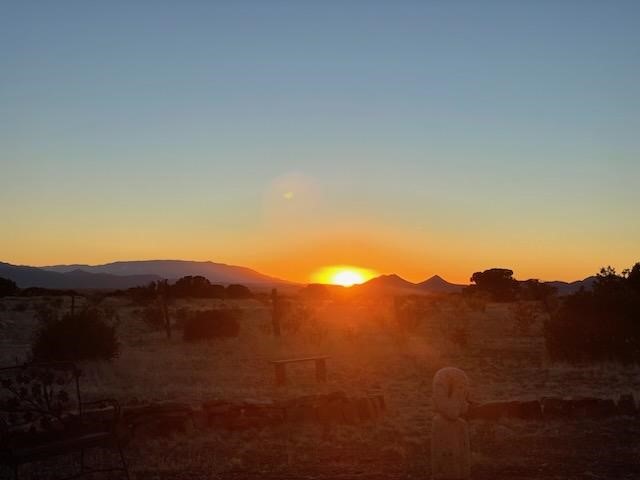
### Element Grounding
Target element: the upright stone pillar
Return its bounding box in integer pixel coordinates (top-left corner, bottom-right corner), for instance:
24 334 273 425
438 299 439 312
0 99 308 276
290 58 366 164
431 367 470 480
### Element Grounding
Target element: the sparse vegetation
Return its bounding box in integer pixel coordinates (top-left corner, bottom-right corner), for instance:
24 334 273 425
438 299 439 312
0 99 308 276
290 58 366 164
31 308 120 361
1 274 638 479
226 284 252 299
545 263 640 363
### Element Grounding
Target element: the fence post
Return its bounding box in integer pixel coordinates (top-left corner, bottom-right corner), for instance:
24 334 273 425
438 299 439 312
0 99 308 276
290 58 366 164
271 288 281 337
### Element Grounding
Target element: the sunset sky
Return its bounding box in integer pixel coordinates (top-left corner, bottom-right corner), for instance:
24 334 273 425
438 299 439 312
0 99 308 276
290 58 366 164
2 2 639 284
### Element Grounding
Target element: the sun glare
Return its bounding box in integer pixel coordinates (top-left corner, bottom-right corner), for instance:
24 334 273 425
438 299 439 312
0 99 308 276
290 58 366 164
311 265 378 287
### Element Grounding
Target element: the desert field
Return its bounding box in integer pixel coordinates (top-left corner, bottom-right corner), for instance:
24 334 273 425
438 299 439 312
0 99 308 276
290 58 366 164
1 294 639 480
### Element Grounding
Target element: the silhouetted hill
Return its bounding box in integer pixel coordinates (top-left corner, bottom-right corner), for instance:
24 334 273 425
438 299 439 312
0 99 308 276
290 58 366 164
417 275 465 293
0 262 161 289
546 276 597 295
355 274 421 295
43 260 293 286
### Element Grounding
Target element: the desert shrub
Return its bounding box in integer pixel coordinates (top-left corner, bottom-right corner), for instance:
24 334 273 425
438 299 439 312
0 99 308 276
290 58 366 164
183 309 240 342
0 277 18 297
170 276 226 298
545 264 640 363
226 284 252 299
32 308 120 361
126 282 159 306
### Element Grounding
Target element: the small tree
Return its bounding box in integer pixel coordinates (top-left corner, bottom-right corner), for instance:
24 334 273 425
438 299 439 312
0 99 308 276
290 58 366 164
467 268 519 302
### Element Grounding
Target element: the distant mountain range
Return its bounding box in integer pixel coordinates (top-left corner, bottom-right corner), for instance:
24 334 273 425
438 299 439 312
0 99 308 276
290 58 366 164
355 274 466 295
0 260 292 290
0 262 160 290
355 273 595 296
546 276 598 295
0 259 598 294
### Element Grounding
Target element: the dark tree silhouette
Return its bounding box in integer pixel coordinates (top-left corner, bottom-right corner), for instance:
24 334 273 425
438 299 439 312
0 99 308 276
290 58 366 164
0 277 18 297
226 284 252 299
32 308 119 361
545 263 640 363
171 275 225 298
468 268 519 301
520 279 557 302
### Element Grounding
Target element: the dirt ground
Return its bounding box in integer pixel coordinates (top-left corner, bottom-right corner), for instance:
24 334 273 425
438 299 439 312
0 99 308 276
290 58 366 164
1 294 639 479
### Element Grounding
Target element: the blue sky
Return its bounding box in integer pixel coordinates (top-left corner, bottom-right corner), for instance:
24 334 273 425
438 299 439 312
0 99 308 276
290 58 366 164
1 1 639 282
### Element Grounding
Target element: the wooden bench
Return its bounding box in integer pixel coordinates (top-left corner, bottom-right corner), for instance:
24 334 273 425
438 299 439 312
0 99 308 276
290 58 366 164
270 356 329 386
0 362 129 480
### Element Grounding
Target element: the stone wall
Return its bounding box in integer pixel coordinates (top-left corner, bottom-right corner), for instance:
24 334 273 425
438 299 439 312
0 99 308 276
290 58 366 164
110 391 386 439
467 393 637 421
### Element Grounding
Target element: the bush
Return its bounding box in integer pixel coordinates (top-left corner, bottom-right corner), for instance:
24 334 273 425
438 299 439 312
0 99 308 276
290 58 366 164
32 308 120 361
0 277 18 297
183 309 240 342
545 264 640 363
170 276 226 298
226 284 252 299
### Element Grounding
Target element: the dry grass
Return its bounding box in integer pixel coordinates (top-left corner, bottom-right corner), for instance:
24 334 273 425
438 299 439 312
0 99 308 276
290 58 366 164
1 294 640 479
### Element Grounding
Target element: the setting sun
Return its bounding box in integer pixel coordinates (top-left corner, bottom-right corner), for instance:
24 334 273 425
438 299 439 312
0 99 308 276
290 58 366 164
311 265 378 287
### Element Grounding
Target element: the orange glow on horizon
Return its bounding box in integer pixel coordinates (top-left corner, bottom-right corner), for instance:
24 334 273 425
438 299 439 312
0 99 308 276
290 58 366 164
311 265 379 287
